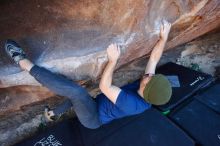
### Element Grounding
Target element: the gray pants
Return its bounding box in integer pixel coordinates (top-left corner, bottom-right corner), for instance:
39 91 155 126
30 65 101 129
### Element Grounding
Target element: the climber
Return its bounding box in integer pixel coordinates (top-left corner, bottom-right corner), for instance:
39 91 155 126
4 20 172 129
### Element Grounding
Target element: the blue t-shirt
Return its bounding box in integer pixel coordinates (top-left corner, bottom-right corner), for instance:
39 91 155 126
96 80 151 124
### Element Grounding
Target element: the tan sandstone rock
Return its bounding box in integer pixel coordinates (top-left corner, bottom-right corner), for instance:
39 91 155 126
0 0 219 88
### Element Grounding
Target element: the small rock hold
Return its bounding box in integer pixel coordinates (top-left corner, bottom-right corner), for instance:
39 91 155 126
1 95 10 104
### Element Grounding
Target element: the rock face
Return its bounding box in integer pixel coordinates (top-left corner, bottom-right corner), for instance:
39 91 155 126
0 0 219 88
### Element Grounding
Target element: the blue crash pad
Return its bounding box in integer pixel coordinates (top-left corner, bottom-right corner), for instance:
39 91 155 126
170 100 220 146
195 81 220 113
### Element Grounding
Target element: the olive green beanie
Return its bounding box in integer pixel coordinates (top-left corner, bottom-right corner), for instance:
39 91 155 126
143 74 172 105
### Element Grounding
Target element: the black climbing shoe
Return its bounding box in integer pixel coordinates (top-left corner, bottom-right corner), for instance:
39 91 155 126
5 39 26 64
44 106 61 122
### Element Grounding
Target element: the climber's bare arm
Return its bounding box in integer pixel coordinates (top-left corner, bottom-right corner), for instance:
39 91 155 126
99 44 121 104
145 20 171 74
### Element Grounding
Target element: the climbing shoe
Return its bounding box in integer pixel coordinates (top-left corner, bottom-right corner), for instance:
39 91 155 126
5 39 26 64
44 106 61 122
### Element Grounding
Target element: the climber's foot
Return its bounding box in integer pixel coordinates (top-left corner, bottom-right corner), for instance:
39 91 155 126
5 39 26 64
44 106 61 122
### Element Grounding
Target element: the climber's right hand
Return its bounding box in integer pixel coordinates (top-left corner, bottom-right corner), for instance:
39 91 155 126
106 43 121 62
160 19 171 41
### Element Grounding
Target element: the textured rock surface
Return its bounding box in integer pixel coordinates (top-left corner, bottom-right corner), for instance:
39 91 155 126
0 0 219 88
176 28 220 75
0 86 54 115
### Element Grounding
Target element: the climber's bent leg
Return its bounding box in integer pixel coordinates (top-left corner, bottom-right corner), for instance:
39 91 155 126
29 65 102 129
53 99 73 116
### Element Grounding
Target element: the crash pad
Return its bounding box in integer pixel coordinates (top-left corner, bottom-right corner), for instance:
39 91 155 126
156 62 214 111
78 108 195 146
195 80 220 113
14 108 195 146
170 100 220 146
14 119 83 146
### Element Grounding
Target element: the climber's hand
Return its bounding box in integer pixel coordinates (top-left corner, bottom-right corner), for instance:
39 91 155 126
107 43 121 62
160 19 171 41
